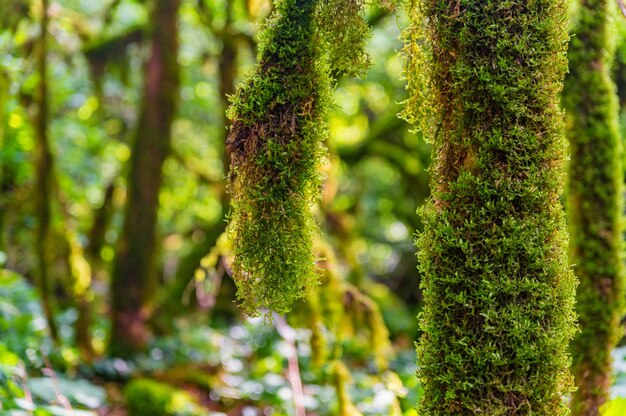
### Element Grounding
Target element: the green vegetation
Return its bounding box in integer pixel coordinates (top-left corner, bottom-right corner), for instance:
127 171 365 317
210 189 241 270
124 379 205 416
226 0 370 316
563 1 626 414
226 0 329 317
403 0 577 413
604 398 626 416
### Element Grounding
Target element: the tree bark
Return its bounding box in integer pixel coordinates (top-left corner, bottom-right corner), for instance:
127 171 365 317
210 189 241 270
33 0 59 342
109 0 180 357
0 72 10 255
404 0 576 414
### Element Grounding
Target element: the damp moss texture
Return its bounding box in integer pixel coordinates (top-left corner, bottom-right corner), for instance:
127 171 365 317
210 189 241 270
562 1 625 414
403 0 577 414
226 0 368 316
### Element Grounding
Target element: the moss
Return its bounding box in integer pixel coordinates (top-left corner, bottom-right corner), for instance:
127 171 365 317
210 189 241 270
562 1 625 414
226 0 369 317
316 0 371 78
226 0 329 317
304 289 329 368
341 283 392 371
124 379 204 416
330 360 363 416
311 241 392 370
403 0 577 414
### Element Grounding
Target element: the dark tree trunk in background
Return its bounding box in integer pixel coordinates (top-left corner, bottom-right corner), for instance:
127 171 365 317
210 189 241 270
86 181 115 262
0 72 10 254
563 1 625 414
109 0 180 357
33 0 59 342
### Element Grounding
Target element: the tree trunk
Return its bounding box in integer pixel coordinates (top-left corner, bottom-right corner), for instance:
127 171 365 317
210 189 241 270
563 1 625 414
109 0 180 357
0 72 10 255
404 0 576 414
33 0 59 342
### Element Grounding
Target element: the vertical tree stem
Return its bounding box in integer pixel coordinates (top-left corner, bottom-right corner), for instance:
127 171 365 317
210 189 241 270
109 0 180 357
34 0 59 342
563 1 625 414
404 0 576 413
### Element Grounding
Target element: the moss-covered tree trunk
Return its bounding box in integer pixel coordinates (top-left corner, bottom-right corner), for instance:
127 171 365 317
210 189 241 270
403 0 576 414
33 0 59 342
562 1 625 414
109 0 180 357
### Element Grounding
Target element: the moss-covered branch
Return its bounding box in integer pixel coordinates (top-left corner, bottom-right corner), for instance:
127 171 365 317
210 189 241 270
226 0 328 317
403 0 576 414
562 1 625 414
226 0 370 317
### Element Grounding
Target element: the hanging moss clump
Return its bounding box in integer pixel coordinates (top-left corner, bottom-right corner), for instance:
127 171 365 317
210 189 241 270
316 0 370 79
226 0 329 316
562 1 625 414
330 360 363 416
226 0 370 317
403 0 577 414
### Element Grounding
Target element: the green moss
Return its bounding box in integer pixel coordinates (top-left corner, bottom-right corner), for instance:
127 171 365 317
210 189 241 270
316 0 370 78
226 0 328 317
562 1 625 414
304 290 329 368
124 379 204 416
330 360 363 416
403 0 576 414
226 0 370 317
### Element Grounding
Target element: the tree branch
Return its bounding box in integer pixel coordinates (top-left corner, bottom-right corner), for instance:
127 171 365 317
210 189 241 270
618 0 626 18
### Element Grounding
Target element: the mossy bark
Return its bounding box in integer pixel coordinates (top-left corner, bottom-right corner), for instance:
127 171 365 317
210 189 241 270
404 1 576 414
109 0 180 357
226 0 369 318
226 0 329 316
562 1 625 414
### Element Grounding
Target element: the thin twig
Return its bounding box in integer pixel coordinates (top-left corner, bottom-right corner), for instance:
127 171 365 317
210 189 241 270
618 0 626 18
15 363 34 416
275 315 306 416
40 348 72 411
